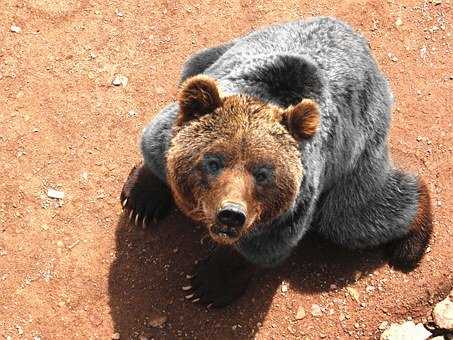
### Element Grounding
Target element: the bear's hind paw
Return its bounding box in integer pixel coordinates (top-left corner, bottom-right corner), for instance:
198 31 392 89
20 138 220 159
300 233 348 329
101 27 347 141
388 180 433 270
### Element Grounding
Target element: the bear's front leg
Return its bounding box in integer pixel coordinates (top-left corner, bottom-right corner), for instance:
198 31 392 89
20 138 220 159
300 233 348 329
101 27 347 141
184 247 256 308
120 162 174 228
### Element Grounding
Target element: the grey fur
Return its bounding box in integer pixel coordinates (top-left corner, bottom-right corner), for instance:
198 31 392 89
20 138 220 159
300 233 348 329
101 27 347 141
141 17 420 267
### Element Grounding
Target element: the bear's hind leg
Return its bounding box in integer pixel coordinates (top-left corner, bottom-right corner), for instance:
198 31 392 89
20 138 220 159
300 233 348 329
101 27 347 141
388 180 433 269
316 170 433 270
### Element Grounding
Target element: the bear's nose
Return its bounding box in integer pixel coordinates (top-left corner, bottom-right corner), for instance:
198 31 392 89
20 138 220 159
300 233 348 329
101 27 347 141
216 203 246 230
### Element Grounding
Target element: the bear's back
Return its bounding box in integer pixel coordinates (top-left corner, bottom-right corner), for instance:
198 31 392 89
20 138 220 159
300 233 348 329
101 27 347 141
209 17 382 89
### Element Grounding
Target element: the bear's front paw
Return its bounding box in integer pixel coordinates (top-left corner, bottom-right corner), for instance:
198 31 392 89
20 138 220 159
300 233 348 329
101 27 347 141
120 162 173 228
183 247 255 308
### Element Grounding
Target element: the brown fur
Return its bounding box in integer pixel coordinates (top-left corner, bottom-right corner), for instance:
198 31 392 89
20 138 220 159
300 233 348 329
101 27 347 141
177 75 222 126
390 179 433 268
203 169 260 244
282 99 320 140
167 76 320 244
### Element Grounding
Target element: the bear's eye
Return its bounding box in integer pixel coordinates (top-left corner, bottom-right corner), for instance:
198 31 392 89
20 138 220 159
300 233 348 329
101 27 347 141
252 166 273 184
203 155 224 175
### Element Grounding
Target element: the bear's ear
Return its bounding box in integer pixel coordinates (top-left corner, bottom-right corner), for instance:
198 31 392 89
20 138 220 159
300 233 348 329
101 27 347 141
177 75 222 125
281 99 320 140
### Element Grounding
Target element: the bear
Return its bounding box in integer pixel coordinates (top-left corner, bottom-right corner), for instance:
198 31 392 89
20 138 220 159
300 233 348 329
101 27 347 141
120 17 432 307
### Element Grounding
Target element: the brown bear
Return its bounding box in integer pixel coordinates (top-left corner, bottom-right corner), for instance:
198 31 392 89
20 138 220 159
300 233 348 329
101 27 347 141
120 17 432 307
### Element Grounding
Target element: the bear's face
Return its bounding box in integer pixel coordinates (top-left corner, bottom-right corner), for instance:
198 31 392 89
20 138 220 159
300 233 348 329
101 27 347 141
167 76 319 245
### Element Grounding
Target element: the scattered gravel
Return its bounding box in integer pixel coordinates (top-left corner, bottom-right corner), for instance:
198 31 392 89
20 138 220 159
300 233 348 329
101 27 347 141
378 290 453 339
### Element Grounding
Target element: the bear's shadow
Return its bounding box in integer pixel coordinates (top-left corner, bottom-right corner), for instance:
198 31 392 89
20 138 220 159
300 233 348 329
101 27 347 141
108 211 386 339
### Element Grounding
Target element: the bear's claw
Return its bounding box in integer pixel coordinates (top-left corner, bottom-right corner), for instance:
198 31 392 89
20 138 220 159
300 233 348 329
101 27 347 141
120 162 174 229
183 247 255 308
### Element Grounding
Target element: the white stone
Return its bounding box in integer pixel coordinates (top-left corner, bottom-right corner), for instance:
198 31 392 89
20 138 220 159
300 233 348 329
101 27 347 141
10 25 21 33
112 74 128 87
311 304 322 317
47 188 64 199
380 321 431 340
433 295 453 330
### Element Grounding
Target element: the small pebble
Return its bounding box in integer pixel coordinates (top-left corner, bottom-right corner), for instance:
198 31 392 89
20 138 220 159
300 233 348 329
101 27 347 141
366 285 376 293
148 315 167 328
395 18 403 27
311 304 323 317
295 305 306 320
347 287 360 302
80 171 89 182
154 86 165 95
112 74 128 87
281 281 289 293
128 110 138 117
10 25 21 33
47 188 64 199
379 321 389 331
112 333 120 340
420 47 427 59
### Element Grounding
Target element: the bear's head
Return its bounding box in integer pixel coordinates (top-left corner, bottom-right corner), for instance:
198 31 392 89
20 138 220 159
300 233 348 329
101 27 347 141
167 75 319 245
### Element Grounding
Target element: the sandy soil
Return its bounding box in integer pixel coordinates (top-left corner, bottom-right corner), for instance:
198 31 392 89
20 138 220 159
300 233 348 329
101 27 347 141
0 0 452 339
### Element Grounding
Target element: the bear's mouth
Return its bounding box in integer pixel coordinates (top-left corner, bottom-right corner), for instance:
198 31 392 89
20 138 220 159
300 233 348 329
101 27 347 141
209 224 241 244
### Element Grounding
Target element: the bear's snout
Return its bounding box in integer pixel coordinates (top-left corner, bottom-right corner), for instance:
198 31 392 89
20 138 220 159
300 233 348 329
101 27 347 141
211 202 247 243
217 203 246 228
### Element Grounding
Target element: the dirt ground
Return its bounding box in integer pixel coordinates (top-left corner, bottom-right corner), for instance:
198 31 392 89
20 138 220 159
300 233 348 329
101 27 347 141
0 0 452 339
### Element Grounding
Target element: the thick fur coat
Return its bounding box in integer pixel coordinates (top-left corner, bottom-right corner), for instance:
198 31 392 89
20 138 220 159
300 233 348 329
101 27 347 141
141 17 428 267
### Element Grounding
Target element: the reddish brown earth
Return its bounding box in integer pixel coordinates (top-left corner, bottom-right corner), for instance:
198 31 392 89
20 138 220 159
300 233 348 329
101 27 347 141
0 0 452 339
